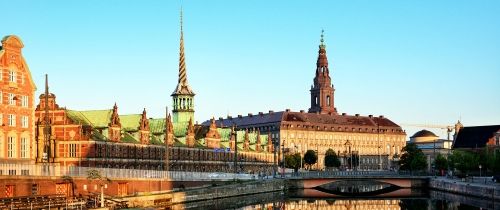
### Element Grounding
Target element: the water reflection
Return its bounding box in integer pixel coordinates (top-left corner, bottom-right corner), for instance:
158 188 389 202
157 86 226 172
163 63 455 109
241 197 484 210
171 190 492 210
314 180 401 196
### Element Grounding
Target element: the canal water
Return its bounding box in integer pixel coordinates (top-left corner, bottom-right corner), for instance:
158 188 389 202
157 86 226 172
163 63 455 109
172 189 498 210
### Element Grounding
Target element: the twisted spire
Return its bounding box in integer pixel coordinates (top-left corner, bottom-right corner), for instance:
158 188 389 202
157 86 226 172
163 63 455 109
178 8 187 85
172 7 195 96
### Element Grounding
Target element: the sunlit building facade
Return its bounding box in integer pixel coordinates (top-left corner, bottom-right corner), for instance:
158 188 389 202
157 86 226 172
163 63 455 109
210 32 406 170
0 35 37 164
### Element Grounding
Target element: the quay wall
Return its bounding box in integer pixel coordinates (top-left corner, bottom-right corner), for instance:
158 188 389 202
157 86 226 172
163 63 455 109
429 178 500 201
122 179 285 208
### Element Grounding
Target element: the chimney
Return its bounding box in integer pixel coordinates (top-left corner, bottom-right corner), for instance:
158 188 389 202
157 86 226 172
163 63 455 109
379 115 384 118
248 113 253 117
285 109 290 112
258 112 263 116
269 110 274 114
355 114 360 117
238 115 242 118
300 110 304 113
342 113 347 116
228 115 232 119
219 117 223 121
369 115 373 118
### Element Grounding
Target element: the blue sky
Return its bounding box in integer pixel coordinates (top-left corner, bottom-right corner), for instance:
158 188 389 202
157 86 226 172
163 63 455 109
2 0 499 139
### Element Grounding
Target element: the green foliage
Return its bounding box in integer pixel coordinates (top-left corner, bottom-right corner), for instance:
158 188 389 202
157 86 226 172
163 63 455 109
324 149 341 168
449 150 479 174
285 153 302 171
304 150 318 169
399 143 428 172
483 149 500 174
434 154 448 172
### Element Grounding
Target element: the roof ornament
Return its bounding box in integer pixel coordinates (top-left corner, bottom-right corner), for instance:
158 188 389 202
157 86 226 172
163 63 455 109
320 29 325 49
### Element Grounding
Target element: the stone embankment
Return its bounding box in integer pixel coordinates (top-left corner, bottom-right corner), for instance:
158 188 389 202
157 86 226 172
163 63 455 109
430 177 500 201
122 179 285 208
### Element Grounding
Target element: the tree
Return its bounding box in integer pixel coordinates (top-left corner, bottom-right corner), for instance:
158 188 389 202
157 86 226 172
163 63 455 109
449 150 479 175
284 153 302 172
87 169 111 208
304 150 318 170
399 143 427 172
434 154 448 175
324 149 341 168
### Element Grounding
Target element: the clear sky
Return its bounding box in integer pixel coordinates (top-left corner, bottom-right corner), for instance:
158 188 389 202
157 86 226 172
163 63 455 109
2 0 499 139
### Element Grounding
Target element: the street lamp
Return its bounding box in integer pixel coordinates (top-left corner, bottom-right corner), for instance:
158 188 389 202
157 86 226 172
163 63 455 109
479 165 482 177
295 145 303 172
281 140 286 177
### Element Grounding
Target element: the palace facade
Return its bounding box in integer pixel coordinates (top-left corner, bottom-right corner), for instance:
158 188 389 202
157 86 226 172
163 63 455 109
0 35 37 164
206 32 407 170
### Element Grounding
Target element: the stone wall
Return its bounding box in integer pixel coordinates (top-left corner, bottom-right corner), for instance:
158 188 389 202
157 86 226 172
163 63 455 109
429 178 500 201
123 179 285 208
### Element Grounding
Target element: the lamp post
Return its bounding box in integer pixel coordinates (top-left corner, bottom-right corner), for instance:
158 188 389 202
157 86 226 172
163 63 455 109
377 118 382 171
295 145 303 172
281 140 286 177
272 138 277 178
479 165 482 177
232 125 238 174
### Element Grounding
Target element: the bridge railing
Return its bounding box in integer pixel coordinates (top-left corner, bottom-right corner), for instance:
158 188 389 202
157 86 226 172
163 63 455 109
0 163 254 181
290 170 404 178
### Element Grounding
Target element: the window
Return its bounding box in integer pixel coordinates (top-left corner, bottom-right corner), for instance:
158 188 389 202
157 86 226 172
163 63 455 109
8 114 16 127
9 70 16 82
20 137 29 158
327 95 331 106
21 96 28 107
8 93 15 105
20 74 24 84
315 96 318 105
0 134 3 158
0 91 2 104
7 136 16 158
21 116 28 128
69 144 77 157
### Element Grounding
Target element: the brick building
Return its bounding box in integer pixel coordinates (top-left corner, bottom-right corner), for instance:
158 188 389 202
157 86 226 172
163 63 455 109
0 35 37 164
29 11 275 174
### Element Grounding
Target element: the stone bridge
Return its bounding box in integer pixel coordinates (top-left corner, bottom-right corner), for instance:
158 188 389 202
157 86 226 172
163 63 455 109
286 171 429 196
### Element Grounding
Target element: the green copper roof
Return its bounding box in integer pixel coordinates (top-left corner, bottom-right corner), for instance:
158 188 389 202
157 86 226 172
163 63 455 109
66 109 112 128
149 118 165 134
121 132 139 143
174 123 188 137
218 128 231 141
120 114 141 131
150 135 164 145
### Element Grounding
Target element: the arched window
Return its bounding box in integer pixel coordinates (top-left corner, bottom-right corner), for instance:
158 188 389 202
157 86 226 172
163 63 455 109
326 95 331 106
315 96 318 105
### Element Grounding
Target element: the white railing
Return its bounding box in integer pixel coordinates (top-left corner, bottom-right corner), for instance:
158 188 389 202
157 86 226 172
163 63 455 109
0 163 255 181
